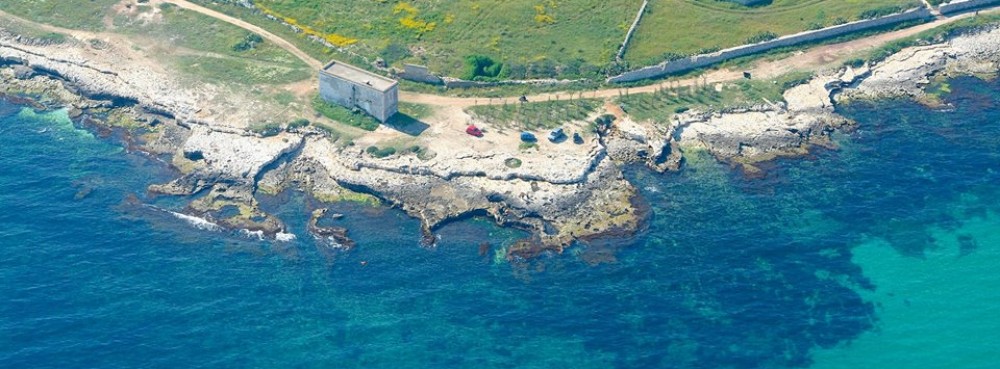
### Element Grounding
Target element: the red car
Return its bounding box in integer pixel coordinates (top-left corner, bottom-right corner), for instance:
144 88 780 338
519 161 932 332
466 125 484 137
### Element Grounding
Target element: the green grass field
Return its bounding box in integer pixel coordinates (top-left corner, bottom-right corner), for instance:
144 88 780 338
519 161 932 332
0 16 69 44
625 0 924 66
0 0 121 31
228 0 643 79
113 3 311 85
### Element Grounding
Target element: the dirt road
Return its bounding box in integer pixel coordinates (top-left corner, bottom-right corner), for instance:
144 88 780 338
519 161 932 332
160 0 323 70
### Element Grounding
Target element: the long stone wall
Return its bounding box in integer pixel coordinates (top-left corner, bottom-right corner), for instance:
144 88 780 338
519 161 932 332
609 7 934 83
398 64 443 85
440 77 585 89
616 0 650 61
940 0 1000 15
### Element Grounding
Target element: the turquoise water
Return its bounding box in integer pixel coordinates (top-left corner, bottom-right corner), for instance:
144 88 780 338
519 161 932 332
1 76 998 368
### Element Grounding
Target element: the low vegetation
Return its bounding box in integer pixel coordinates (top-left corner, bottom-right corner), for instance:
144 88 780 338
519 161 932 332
365 145 397 158
111 3 311 86
191 0 931 83
0 0 121 31
626 0 923 66
0 16 68 44
288 118 311 130
249 122 283 137
617 71 814 124
199 0 642 79
466 99 601 131
311 96 381 131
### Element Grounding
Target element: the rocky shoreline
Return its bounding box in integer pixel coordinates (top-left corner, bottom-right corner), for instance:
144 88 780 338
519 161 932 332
2 23 998 259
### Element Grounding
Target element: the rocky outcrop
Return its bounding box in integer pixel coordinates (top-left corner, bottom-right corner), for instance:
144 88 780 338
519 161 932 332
284 135 642 254
842 26 1000 102
652 68 864 169
0 24 643 255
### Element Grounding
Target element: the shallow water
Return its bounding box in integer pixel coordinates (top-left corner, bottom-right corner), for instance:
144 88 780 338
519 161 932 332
1 76 998 368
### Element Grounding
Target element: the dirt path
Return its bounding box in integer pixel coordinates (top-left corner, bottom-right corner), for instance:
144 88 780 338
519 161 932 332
159 0 323 70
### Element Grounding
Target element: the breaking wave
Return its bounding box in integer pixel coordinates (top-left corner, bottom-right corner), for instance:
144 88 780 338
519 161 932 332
275 231 297 242
167 210 222 232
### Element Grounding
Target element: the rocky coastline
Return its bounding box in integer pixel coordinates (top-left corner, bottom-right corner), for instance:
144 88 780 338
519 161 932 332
2 23 998 259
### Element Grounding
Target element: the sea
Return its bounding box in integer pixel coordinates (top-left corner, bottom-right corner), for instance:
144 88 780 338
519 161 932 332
1 75 998 369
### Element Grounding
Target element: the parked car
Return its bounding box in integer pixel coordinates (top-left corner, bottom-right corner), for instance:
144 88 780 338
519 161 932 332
520 131 537 142
466 125 483 137
547 128 566 142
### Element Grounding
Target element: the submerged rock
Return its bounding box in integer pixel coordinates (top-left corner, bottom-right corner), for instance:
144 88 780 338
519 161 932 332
309 208 356 250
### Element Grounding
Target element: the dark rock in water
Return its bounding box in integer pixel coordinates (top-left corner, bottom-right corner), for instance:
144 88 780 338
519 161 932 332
478 242 491 256
507 238 544 260
73 186 93 201
309 208 356 250
958 234 977 257
420 232 438 248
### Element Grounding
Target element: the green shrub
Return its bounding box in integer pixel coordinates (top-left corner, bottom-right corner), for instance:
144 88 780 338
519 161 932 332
462 54 504 81
594 114 617 128
365 146 397 158
251 122 283 137
288 118 310 129
845 58 866 68
660 52 689 62
505 158 523 168
313 124 341 142
746 31 778 44
232 32 264 52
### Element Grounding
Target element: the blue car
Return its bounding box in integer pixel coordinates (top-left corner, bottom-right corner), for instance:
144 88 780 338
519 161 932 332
520 132 537 142
547 128 566 142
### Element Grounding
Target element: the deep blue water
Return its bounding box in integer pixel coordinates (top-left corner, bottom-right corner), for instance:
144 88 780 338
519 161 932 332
1 76 999 368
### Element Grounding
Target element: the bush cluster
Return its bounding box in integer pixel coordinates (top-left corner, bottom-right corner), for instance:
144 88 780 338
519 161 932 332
745 31 778 44
366 146 397 158
462 54 505 81
232 32 264 52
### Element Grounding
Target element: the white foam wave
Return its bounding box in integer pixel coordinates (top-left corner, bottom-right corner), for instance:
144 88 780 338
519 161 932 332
168 211 222 232
275 231 297 242
241 229 265 241
312 234 348 250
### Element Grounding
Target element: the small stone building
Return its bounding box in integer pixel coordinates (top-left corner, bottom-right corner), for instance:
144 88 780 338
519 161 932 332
318 60 399 123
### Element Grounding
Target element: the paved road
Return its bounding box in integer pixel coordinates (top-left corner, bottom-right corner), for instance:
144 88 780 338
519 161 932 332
147 1 1000 107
